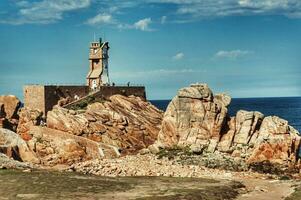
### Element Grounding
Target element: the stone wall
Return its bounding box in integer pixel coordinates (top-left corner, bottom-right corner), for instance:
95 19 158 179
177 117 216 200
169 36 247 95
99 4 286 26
24 85 89 116
24 85 45 116
24 85 146 117
44 86 89 114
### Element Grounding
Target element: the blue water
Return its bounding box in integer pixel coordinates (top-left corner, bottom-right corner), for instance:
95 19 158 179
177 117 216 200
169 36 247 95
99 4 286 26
150 97 301 132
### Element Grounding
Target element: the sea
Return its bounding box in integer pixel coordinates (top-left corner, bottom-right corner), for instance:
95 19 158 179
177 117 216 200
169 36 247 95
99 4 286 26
151 97 301 133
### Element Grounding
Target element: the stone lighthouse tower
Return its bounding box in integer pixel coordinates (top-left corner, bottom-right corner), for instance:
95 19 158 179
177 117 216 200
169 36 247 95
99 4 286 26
86 38 110 90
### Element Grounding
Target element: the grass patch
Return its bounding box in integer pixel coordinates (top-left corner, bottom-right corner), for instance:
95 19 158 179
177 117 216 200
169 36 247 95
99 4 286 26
285 186 301 200
156 146 193 160
68 96 105 110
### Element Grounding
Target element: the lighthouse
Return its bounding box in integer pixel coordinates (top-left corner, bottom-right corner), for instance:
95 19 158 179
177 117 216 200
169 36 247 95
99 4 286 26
86 38 110 90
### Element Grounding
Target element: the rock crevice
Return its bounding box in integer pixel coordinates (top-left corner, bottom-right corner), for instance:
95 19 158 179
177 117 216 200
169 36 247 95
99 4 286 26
152 83 301 169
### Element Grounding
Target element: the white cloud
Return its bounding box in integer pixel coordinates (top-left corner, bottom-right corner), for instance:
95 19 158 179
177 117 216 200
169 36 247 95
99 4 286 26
3 0 301 25
116 18 153 31
86 13 114 25
172 52 184 60
134 18 152 31
149 0 301 20
1 0 91 25
214 50 252 59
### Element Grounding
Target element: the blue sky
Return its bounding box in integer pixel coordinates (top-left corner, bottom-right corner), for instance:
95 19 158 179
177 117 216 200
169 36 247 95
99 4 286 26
0 0 301 100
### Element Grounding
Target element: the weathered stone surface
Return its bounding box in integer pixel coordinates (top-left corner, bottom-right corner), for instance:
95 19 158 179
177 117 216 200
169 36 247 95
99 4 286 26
214 93 231 107
0 103 5 118
233 110 264 145
217 117 236 152
17 107 43 141
0 96 21 132
155 83 229 150
0 103 5 129
247 116 301 165
178 83 213 100
27 126 120 166
0 95 21 119
47 95 163 155
0 153 31 169
0 128 39 163
154 83 301 171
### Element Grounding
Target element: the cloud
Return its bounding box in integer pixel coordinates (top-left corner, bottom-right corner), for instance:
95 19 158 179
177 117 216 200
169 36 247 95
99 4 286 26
3 0 301 26
116 18 154 31
86 13 114 25
1 0 91 25
149 0 301 20
214 50 252 59
172 52 184 60
134 18 152 31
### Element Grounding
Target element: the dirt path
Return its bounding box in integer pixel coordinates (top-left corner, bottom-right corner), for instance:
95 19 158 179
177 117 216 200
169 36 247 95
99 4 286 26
0 169 244 200
195 169 297 200
236 178 295 200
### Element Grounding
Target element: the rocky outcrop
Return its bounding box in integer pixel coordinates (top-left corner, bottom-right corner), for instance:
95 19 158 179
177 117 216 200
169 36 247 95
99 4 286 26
0 153 31 169
25 126 119 166
152 83 301 171
17 107 43 141
47 95 163 155
0 95 21 131
0 95 20 119
1 123 120 168
155 83 230 152
0 103 6 128
247 116 300 165
0 128 39 163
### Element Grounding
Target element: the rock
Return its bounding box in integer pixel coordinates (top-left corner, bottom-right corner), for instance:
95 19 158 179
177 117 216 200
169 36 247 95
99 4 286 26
0 95 21 119
0 96 21 132
87 102 106 110
189 144 204 154
0 103 5 118
214 93 231 107
217 117 236 152
156 83 229 149
0 153 31 169
0 128 39 163
47 95 163 155
148 144 161 154
178 83 213 100
139 148 150 155
154 83 301 172
17 107 43 141
47 106 88 136
27 126 120 166
233 110 264 145
247 116 301 165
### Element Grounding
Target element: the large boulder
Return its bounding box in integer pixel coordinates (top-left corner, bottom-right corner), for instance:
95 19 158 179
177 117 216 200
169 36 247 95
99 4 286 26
17 107 43 141
0 103 5 128
26 126 120 166
153 83 301 172
0 103 5 118
0 128 39 163
47 95 163 155
155 83 230 152
233 110 264 145
0 95 21 131
0 95 21 119
0 153 31 169
247 116 301 165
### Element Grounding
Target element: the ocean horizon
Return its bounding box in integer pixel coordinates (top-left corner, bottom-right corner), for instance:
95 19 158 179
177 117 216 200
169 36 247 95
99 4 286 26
151 96 301 132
